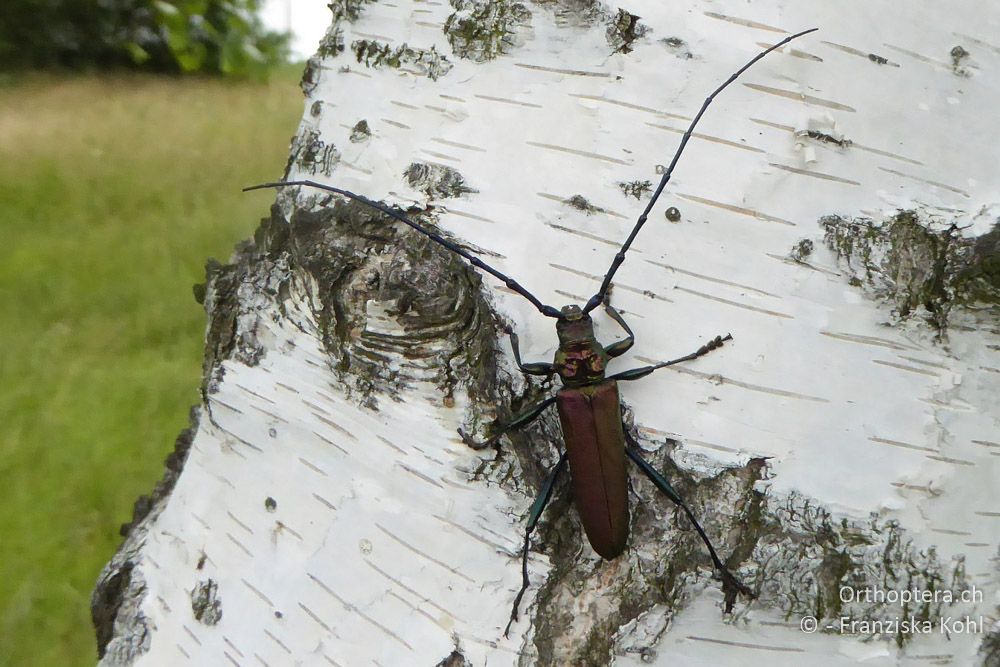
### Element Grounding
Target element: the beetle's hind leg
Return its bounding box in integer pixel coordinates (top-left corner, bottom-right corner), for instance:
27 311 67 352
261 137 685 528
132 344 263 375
505 451 568 637
624 432 753 612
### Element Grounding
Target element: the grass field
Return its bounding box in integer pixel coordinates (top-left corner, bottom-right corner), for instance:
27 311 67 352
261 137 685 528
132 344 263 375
0 66 305 666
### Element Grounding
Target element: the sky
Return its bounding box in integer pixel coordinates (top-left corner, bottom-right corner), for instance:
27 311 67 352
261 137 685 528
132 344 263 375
259 0 332 61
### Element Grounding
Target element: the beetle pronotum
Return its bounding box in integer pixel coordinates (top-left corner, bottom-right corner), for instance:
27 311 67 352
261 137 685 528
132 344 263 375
247 26 818 636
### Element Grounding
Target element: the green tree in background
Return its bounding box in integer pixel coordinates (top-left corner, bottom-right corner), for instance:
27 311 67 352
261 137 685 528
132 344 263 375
0 0 289 75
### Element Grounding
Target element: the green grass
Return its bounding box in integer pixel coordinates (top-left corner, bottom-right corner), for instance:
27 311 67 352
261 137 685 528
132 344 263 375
0 66 305 665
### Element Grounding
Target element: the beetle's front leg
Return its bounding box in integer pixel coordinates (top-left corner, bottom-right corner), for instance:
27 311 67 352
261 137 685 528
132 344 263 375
609 333 731 382
603 301 635 359
458 395 556 449
624 431 753 613
509 332 556 376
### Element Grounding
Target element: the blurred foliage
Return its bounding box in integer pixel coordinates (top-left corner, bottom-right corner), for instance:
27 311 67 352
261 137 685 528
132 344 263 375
0 0 289 76
0 65 304 665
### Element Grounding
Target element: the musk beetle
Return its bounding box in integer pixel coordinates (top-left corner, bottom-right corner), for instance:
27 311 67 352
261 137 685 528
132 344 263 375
247 27 818 636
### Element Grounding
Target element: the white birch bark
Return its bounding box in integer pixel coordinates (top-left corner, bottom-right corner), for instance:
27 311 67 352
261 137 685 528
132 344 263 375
94 1 1000 665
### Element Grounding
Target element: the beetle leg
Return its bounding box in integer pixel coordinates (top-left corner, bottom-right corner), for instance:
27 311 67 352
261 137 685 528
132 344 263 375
458 396 556 449
505 451 568 637
603 302 635 359
510 332 556 376
608 333 732 382
624 434 754 613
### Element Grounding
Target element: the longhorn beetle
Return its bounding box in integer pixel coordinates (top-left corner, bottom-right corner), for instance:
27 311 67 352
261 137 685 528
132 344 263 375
247 28 817 636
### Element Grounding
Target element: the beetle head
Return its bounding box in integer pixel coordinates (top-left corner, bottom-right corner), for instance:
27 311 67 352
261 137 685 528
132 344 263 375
556 305 591 344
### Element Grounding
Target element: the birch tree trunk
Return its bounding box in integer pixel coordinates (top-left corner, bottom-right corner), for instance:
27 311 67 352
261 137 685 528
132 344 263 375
93 1 1000 665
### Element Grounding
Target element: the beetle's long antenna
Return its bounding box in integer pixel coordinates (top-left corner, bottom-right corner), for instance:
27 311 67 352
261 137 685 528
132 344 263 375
583 27 818 314
244 180 562 318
